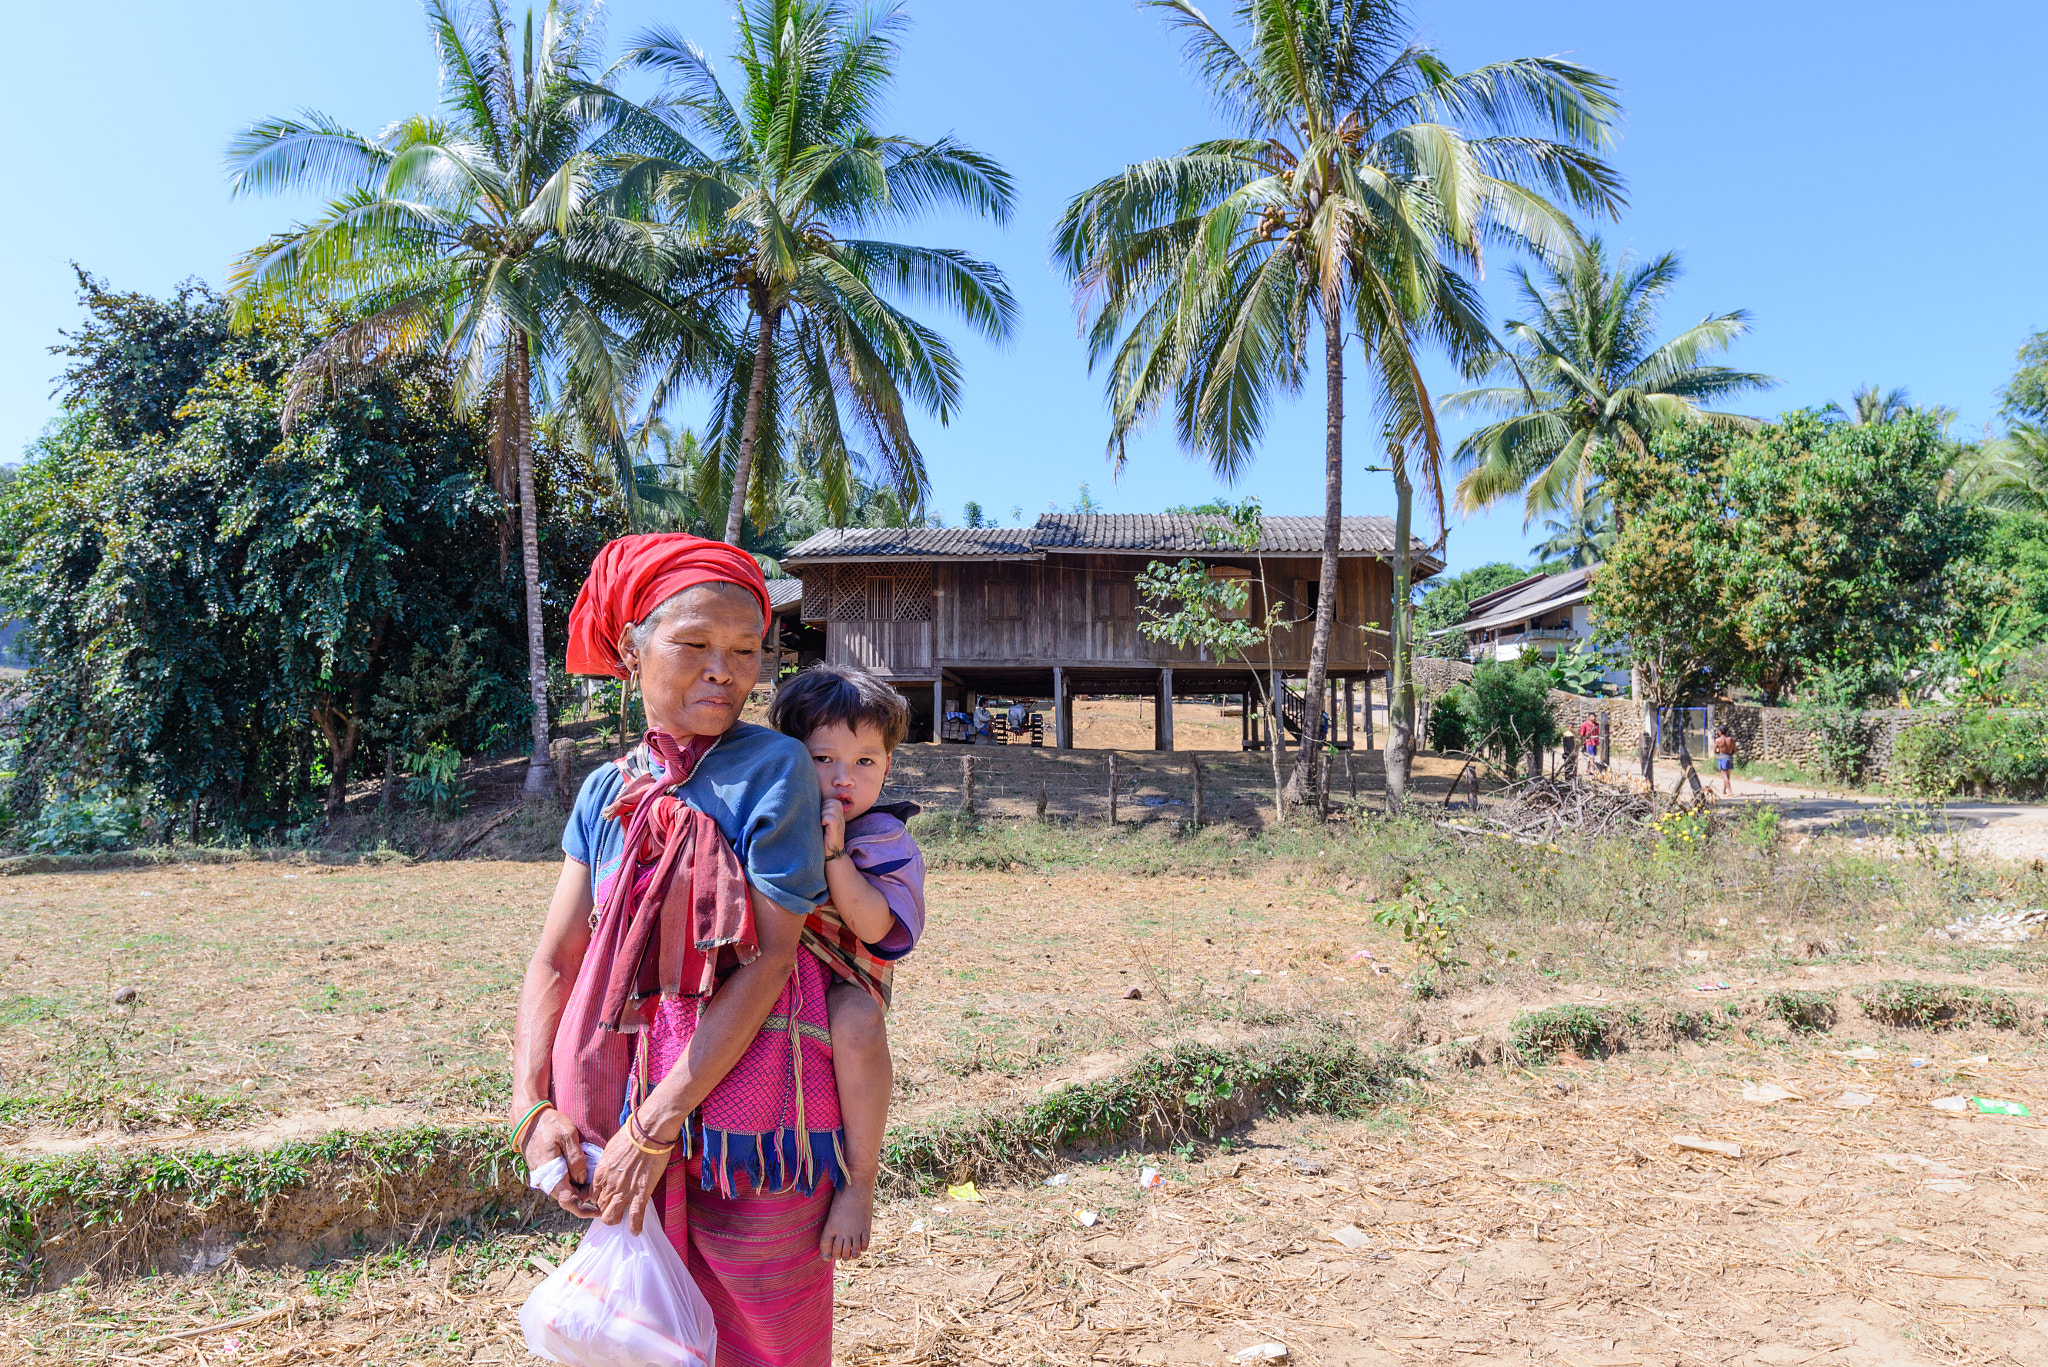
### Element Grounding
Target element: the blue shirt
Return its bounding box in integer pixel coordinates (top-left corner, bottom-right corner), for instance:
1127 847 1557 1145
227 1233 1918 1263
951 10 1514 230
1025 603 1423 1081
562 723 827 916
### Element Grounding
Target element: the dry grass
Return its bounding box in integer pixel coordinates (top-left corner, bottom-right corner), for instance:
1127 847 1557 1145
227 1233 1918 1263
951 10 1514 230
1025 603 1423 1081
6 811 2048 1363
6 1023 2045 1365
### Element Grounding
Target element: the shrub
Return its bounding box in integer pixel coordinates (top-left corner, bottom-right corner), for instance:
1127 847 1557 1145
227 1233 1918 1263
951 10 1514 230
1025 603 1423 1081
1426 688 1474 753
1466 659 1562 780
1892 710 2048 799
23 791 140 854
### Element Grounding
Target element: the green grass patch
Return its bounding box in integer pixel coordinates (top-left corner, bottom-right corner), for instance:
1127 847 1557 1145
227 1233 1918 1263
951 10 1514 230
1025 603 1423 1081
0 1124 518 1294
881 1028 1421 1191
1762 988 1839 1033
1854 980 2033 1031
1510 1004 1620 1060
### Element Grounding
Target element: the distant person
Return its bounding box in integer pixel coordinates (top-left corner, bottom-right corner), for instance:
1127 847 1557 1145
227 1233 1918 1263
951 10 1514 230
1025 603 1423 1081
1713 723 1737 795
1008 701 1027 739
1576 713 1601 771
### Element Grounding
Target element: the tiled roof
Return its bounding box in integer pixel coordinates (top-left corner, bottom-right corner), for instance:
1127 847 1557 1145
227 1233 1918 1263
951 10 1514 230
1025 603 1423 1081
783 514 1438 564
780 526 1042 560
1032 513 1410 555
765 579 805 611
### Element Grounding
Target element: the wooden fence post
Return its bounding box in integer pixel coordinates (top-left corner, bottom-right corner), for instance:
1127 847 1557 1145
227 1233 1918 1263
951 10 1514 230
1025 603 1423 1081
1036 783 1047 822
1108 752 1119 826
1344 749 1356 803
1189 754 1204 828
961 755 977 819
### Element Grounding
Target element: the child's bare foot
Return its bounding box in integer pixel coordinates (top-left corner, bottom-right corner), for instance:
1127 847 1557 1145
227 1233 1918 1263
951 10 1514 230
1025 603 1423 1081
818 1181 876 1261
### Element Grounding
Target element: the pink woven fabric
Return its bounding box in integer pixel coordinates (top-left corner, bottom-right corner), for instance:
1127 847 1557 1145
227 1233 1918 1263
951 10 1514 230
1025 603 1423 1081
642 949 843 1197
655 1160 833 1367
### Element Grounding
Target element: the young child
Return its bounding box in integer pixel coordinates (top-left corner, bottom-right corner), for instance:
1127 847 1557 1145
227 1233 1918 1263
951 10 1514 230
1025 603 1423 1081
768 664 926 1262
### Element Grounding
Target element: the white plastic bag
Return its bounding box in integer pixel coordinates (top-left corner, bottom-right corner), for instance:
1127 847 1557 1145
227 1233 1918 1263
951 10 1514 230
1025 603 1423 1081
520 1216 717 1367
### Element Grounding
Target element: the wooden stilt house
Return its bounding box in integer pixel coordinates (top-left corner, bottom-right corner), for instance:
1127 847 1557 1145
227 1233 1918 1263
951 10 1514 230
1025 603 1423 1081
779 514 1442 749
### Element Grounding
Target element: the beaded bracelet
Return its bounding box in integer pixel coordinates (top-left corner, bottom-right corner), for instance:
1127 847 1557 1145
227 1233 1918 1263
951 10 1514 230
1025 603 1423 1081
511 1100 554 1152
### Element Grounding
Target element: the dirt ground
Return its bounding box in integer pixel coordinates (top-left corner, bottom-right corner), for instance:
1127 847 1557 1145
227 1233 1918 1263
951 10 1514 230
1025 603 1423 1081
5 834 2048 1363
5 1014 2045 1365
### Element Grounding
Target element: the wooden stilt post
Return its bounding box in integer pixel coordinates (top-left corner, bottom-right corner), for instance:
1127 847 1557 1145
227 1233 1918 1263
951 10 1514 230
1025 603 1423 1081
1158 668 1174 751
932 676 944 744
1053 666 1071 750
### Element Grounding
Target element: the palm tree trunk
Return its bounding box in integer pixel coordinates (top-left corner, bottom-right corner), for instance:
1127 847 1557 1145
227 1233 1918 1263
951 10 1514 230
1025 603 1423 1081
513 334 553 797
1287 293 1344 810
1385 453 1416 811
723 300 780 546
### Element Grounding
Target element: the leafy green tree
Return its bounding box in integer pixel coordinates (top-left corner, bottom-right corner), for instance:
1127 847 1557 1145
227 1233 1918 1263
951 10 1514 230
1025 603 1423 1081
225 0 681 796
613 0 1017 544
1594 413 1984 702
1999 330 2048 425
2 284 530 834
1055 0 1622 810
1413 562 1528 659
1136 498 1290 817
1444 236 1773 524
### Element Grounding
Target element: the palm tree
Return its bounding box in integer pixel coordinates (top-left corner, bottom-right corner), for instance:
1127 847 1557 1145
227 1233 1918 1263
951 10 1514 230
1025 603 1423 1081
1444 236 1774 525
612 0 1018 546
1054 0 1623 808
1528 498 1611 568
1954 421 2048 512
1826 382 1912 427
225 0 697 795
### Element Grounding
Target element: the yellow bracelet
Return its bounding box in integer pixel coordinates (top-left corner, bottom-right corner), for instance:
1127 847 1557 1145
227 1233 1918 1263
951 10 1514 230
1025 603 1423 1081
627 1110 675 1156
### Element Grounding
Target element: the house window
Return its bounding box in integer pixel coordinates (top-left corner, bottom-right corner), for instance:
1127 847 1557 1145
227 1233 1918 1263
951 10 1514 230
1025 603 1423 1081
831 569 868 621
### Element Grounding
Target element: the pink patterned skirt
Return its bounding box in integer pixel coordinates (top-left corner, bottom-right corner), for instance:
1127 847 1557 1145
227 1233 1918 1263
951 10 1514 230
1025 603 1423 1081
642 949 842 1366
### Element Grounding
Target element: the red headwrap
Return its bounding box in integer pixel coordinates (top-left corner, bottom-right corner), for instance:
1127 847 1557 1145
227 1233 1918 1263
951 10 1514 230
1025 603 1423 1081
565 533 772 679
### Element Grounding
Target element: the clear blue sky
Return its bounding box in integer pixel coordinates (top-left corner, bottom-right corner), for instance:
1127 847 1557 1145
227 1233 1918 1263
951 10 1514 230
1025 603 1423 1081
5 1 2045 576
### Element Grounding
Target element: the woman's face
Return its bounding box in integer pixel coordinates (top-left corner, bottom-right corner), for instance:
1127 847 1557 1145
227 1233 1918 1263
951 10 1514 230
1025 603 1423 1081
623 584 764 738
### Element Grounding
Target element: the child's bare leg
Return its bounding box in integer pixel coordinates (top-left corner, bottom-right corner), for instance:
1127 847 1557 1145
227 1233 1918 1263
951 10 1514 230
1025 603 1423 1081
820 981 890 1261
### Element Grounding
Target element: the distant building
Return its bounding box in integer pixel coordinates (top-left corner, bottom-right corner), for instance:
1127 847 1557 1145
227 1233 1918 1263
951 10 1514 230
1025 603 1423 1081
1437 564 1628 689
780 513 1442 748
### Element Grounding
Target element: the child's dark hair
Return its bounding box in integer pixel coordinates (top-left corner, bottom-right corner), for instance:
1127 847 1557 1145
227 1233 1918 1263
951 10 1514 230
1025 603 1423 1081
769 664 910 751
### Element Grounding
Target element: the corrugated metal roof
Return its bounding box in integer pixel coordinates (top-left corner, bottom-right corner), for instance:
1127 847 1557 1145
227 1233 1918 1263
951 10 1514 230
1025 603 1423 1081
1452 564 1599 632
783 514 1438 565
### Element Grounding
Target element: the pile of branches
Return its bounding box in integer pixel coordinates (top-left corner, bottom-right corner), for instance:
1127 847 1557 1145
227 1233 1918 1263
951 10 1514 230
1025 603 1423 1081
1441 773 1683 845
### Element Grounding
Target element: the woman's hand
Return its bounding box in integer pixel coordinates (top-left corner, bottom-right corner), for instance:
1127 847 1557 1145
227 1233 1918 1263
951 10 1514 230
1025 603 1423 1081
524 1108 600 1219
591 1124 674 1235
821 796 847 859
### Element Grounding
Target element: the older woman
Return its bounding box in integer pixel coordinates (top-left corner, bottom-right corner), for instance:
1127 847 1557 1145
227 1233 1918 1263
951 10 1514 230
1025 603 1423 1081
510 534 839 1367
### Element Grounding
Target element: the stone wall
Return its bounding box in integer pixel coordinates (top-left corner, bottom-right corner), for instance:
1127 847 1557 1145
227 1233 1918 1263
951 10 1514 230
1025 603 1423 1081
1407 658 2047 784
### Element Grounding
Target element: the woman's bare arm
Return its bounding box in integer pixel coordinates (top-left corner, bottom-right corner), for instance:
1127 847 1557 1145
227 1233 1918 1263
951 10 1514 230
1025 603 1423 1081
592 887 805 1231
510 857 600 1216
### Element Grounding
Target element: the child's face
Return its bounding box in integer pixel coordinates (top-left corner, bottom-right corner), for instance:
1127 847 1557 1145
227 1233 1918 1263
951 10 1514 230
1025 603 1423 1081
806 721 891 821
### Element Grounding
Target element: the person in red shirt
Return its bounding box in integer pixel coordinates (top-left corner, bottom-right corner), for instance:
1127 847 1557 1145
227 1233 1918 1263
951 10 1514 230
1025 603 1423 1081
1576 713 1601 771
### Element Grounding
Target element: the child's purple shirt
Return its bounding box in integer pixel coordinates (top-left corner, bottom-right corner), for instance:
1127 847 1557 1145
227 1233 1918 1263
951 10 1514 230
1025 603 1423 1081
846 801 925 961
